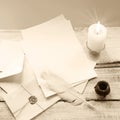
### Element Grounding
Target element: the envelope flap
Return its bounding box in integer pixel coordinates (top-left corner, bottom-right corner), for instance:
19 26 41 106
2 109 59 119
4 85 29 113
22 79 60 109
4 79 60 120
0 40 24 78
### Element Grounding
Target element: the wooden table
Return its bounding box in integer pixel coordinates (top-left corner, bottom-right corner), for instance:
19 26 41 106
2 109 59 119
0 28 120 120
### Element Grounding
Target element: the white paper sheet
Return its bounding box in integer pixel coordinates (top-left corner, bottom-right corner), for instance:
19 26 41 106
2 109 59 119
0 40 24 78
21 15 97 97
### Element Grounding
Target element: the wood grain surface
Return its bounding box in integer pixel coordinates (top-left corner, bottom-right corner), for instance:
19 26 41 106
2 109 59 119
0 28 120 120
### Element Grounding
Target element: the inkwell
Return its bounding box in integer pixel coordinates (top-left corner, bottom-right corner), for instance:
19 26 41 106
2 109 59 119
94 81 110 98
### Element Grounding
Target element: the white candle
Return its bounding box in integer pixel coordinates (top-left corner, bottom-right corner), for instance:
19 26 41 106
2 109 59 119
87 21 107 53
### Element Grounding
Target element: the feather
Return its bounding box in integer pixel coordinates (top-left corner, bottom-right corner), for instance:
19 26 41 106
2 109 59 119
41 71 96 109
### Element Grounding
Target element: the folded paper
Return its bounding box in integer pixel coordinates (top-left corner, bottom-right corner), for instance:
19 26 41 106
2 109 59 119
0 57 34 95
3 79 60 120
0 40 24 78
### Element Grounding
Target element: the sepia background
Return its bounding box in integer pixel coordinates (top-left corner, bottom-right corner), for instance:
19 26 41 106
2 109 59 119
0 0 120 29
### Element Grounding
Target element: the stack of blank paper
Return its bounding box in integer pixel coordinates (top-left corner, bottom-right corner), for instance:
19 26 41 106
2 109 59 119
22 15 97 97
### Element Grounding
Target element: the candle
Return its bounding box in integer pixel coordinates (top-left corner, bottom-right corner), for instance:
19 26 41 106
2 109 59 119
87 21 107 53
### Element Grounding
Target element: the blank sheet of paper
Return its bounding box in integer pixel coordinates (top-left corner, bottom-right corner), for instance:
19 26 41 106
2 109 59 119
21 15 97 97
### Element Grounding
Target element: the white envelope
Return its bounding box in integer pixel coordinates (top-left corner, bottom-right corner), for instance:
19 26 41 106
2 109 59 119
0 40 24 78
3 79 60 120
0 56 34 95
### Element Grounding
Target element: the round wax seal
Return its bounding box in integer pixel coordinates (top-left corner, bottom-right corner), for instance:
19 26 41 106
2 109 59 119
29 96 37 105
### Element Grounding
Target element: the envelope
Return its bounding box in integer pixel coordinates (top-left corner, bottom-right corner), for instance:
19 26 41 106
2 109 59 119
0 56 36 95
3 79 60 120
0 39 24 78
